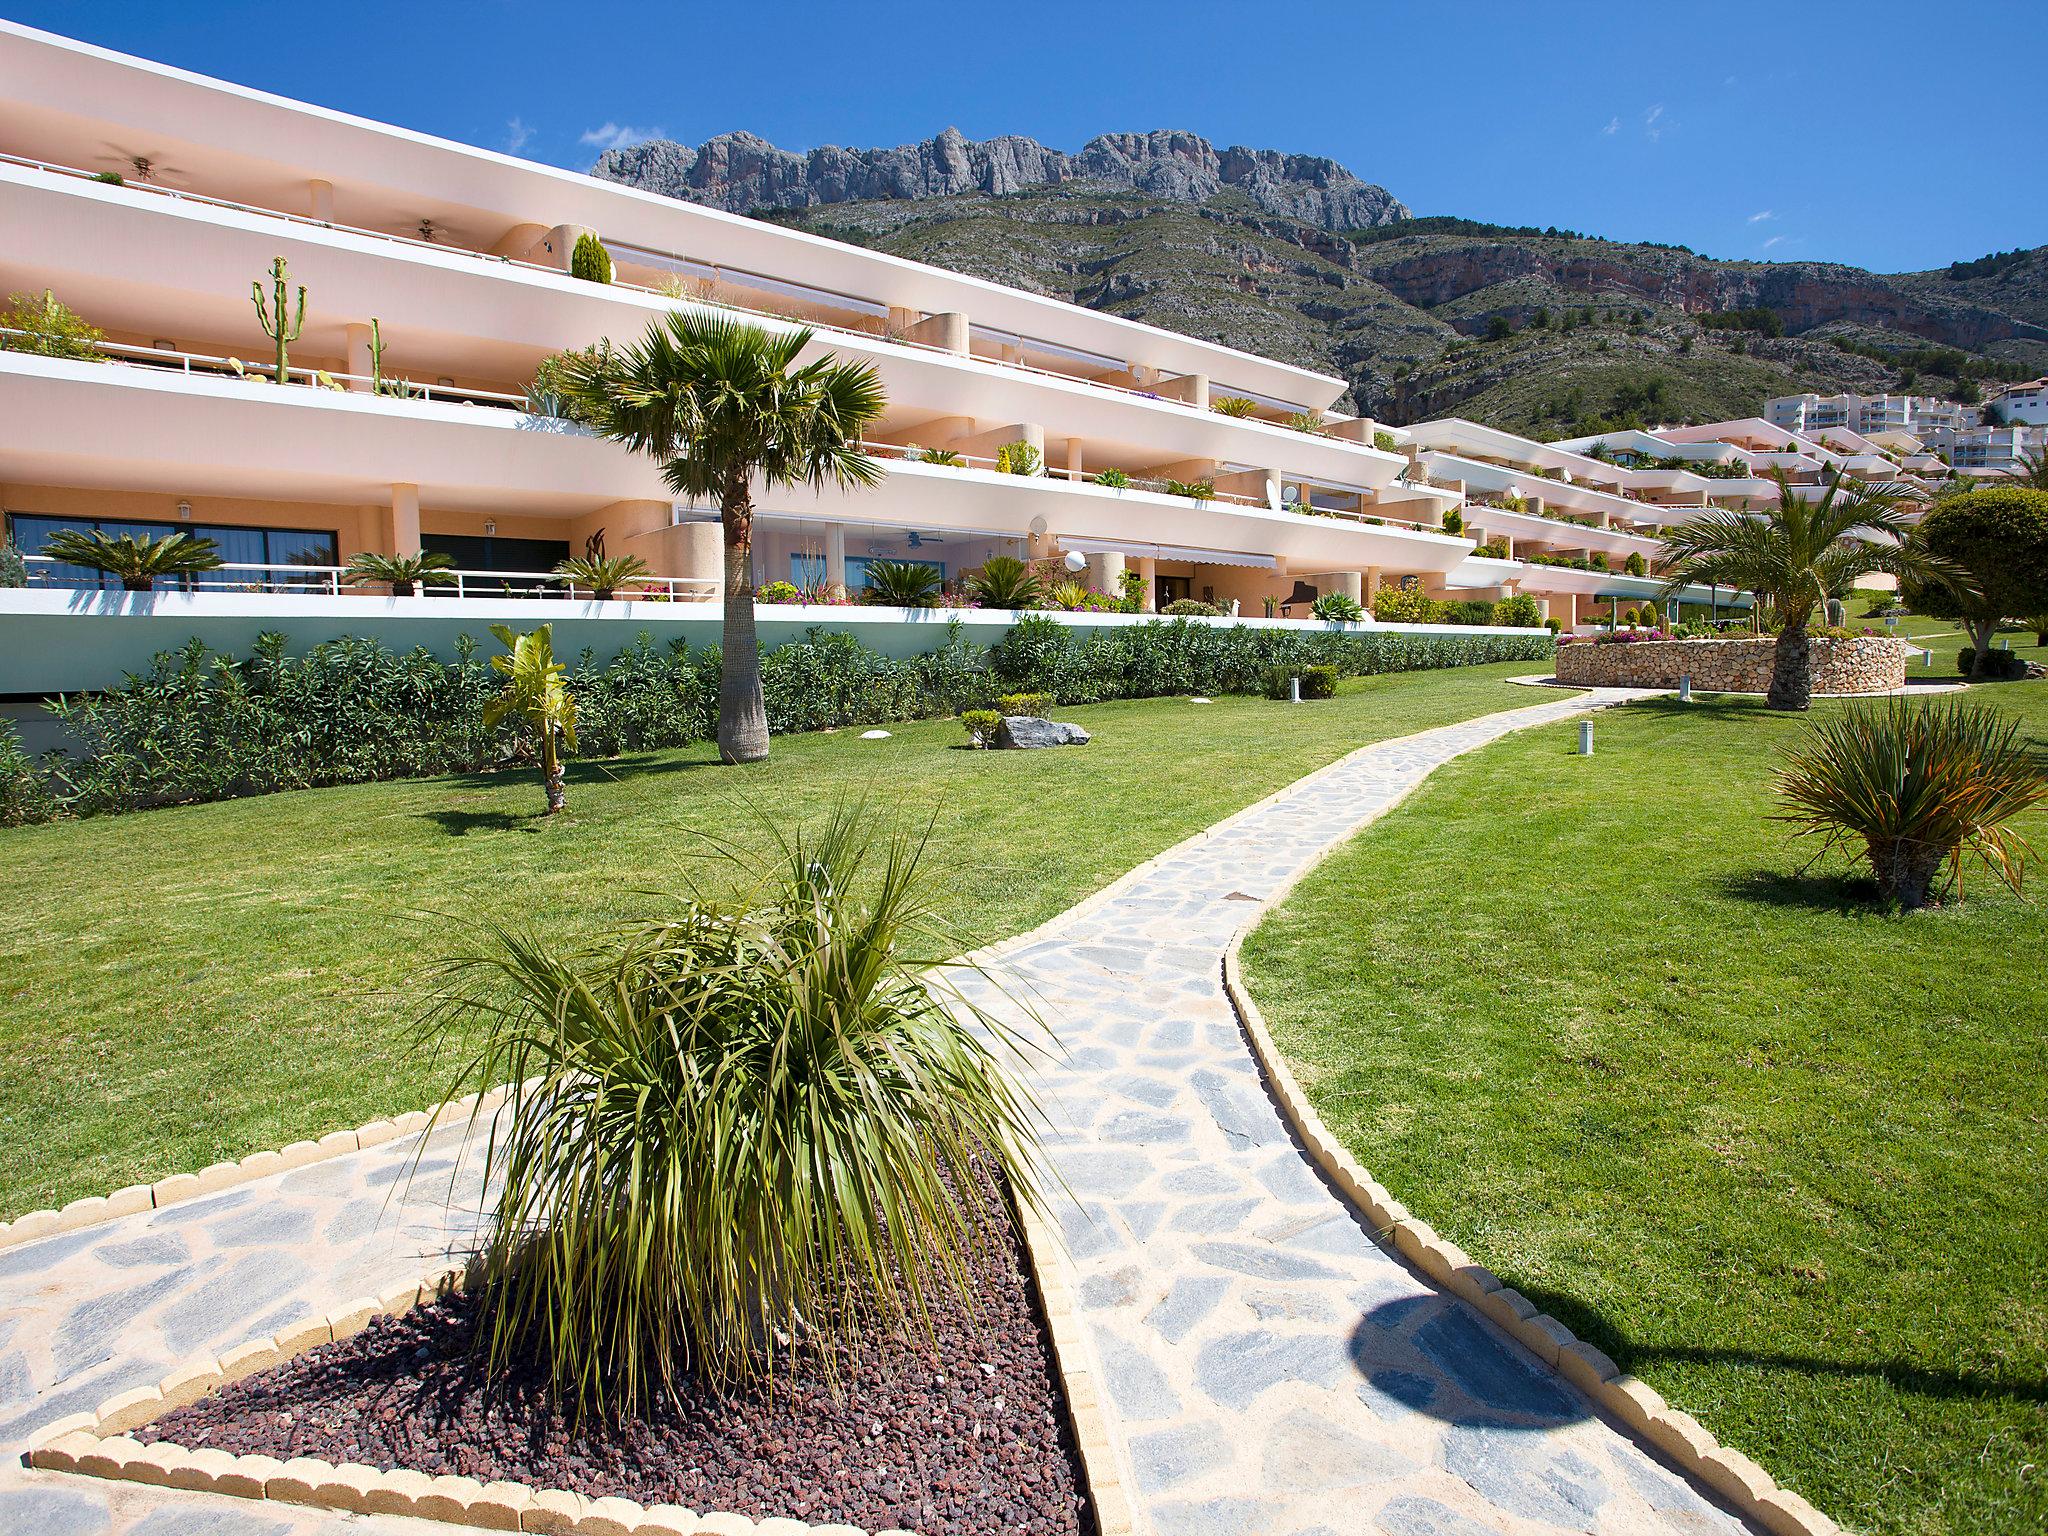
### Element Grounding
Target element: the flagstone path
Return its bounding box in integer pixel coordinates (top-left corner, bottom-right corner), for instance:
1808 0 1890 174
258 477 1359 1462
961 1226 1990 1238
0 685 1765 1536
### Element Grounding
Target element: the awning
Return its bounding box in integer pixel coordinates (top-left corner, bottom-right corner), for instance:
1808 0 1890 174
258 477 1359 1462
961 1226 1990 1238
1058 536 1278 571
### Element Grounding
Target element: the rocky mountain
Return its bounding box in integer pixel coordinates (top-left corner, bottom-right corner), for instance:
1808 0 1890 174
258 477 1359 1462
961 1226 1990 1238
592 127 1410 231
593 130 2048 436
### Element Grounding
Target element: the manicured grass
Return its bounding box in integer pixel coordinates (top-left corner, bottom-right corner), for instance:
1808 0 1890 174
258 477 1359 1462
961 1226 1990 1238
1242 686 2048 1536
0 661 1549 1216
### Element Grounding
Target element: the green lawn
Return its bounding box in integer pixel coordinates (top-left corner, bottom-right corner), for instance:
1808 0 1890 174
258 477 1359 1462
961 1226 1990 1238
0 660 1549 1216
1242 685 2048 1536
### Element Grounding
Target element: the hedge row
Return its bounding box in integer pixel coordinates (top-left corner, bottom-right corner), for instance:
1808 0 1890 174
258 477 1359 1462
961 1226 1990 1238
0 618 1552 822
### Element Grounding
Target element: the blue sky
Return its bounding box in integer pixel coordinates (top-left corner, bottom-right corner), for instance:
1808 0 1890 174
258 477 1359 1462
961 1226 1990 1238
13 0 2044 273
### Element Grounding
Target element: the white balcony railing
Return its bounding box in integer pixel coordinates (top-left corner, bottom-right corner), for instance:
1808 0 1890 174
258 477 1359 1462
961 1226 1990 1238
20 555 719 602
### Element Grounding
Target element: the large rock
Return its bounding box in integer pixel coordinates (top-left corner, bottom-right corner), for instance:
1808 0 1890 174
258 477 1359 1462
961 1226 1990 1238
995 715 1091 749
592 127 1409 231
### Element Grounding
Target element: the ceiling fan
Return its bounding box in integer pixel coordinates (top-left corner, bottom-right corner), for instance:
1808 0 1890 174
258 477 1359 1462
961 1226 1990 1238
97 146 189 185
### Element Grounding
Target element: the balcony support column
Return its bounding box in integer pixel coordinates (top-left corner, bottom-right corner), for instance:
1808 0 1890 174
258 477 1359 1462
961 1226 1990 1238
1064 439 1085 480
387 484 421 557
1156 372 1209 410
905 311 968 355
1264 468 1283 508
308 180 334 223
1526 493 1545 518
541 224 595 273
1365 566 1382 602
824 524 847 591
1084 551 1125 598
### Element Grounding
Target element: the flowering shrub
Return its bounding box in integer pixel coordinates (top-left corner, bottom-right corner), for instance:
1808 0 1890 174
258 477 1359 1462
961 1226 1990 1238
756 580 804 604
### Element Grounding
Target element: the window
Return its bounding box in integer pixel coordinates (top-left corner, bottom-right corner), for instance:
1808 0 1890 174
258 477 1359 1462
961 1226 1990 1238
789 553 944 589
7 512 338 591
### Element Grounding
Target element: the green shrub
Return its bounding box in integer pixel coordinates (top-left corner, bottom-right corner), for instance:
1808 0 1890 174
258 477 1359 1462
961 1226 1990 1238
996 692 1052 716
1261 663 1339 701
1163 598 1220 616
1310 591 1366 623
0 540 25 589
1161 478 1216 501
1624 552 1648 576
1089 467 1131 489
994 439 1042 476
1639 601 1662 629
1372 584 1440 624
1545 617 1562 635
1775 697 2048 909
960 709 1001 747
418 807 1044 1410
570 231 613 285
1493 592 1543 628
1372 430 1398 453
755 579 802 604
0 289 104 361
1440 507 1463 535
1956 646 2029 681
0 723 56 826
1474 539 1508 558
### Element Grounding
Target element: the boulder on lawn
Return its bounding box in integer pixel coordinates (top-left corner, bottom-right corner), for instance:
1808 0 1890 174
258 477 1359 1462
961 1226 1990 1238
995 715 1091 749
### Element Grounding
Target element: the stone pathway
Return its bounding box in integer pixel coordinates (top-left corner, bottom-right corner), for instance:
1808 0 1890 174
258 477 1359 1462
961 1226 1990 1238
0 686 1760 1536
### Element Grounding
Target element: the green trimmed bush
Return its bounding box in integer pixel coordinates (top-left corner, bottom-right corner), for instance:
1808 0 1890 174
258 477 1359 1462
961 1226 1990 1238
996 692 1052 716
960 709 1001 747
570 232 613 285
1163 599 1221 616
1956 646 2029 682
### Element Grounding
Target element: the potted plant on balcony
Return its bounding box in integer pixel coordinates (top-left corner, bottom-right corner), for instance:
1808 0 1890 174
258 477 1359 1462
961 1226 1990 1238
0 289 104 361
861 559 943 608
344 550 456 597
552 553 651 601
965 555 1044 610
38 529 222 592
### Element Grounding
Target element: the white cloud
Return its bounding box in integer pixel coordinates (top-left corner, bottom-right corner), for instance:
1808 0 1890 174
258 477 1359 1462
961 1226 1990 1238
504 117 534 155
1601 116 1620 136
1762 234 1785 249
579 122 664 153
1748 209 1774 224
1643 103 1665 141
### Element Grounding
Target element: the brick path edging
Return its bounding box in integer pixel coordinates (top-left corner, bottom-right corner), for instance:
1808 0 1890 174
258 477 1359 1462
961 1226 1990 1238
1218 906 1837 1532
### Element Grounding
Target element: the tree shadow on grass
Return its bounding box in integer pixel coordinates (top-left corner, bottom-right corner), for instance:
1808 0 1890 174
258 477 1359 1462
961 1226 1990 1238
416 808 539 837
436 753 724 798
1721 868 1881 913
1514 1282 2047 1408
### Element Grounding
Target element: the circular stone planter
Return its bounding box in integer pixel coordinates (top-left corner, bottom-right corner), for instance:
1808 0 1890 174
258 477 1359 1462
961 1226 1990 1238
1555 635 1910 694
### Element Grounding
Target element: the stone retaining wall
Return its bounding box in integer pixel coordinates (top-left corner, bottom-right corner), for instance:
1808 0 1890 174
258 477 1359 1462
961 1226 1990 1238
1555 635 1908 694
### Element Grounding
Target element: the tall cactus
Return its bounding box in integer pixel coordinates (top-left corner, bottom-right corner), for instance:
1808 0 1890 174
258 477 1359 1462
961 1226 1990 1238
366 317 386 393
251 256 305 384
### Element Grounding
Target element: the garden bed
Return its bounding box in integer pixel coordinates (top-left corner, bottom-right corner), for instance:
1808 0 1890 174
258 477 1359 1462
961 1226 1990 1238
133 1165 1092 1536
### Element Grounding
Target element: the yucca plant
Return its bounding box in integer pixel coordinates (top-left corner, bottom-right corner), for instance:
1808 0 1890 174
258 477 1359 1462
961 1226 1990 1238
553 553 651 601
484 623 577 814
1774 697 2047 910
860 559 943 608
39 528 221 592
344 550 456 597
414 808 1045 1415
965 554 1043 610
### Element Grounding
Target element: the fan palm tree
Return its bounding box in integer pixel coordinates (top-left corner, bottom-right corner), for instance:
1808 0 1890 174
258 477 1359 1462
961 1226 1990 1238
2003 446 2048 491
484 623 577 815
563 314 885 763
1658 468 1954 710
552 553 650 601
39 528 221 592
343 550 455 597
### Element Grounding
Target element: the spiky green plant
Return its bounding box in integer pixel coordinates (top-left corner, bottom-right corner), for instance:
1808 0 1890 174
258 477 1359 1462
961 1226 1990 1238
913 447 963 467
344 550 455 597
860 559 942 608
251 256 305 384
2002 447 2048 492
1089 467 1131 490
1774 698 2047 909
1310 590 1365 623
483 623 577 814
1658 467 1958 710
553 554 651 601
965 555 1043 610
39 529 221 592
1161 478 1216 501
561 313 885 764
414 807 1045 1414
1210 395 1260 418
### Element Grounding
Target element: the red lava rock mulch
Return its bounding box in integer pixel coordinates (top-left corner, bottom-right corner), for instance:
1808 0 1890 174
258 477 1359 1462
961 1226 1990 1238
142 1186 1092 1536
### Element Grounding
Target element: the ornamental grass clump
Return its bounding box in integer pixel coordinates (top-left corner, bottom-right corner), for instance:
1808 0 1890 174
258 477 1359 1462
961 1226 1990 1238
416 809 1045 1417
1773 698 2048 910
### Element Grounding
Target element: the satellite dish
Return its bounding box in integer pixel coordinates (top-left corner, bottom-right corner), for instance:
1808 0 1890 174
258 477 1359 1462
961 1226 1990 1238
1028 515 1049 537
1063 550 1087 573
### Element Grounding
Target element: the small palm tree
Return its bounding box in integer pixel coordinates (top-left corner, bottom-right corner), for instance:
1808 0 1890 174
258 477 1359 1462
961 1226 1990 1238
553 553 651 601
965 554 1044 610
1658 468 1953 710
2003 446 2048 491
483 623 577 815
861 559 942 608
564 314 885 764
39 529 222 592
344 550 455 597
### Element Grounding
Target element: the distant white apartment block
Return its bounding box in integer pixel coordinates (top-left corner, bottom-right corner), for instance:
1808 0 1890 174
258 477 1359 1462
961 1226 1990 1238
1985 378 2048 427
1764 392 1974 438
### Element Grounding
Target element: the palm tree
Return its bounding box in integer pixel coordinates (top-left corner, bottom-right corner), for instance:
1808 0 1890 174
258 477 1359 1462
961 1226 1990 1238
564 314 885 763
2002 446 2048 491
344 550 455 597
1658 468 1950 711
484 623 577 814
39 529 221 592
552 553 650 601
